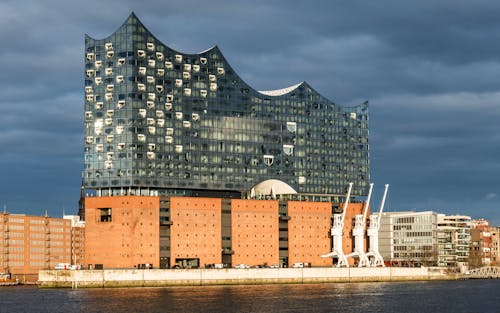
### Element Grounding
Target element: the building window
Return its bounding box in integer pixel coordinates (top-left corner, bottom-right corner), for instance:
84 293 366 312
99 208 112 222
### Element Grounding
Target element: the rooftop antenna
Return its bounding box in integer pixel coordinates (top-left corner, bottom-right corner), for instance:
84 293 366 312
366 184 389 267
321 182 353 267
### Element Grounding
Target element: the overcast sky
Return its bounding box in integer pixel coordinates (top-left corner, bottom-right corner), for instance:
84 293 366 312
1 0 499 224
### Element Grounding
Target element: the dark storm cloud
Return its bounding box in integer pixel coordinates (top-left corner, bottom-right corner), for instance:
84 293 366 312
0 0 499 224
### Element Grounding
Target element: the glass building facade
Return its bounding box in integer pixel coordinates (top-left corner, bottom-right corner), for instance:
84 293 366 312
83 13 370 197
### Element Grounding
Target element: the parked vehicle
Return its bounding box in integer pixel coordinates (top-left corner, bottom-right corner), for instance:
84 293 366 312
54 263 71 270
234 264 250 269
292 262 304 268
54 263 80 270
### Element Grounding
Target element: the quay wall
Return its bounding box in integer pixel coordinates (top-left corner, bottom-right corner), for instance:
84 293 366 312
38 267 456 288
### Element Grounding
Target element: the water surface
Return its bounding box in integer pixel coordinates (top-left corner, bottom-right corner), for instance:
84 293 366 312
1 280 498 313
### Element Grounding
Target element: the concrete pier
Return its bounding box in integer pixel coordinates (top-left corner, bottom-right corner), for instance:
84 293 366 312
38 267 455 288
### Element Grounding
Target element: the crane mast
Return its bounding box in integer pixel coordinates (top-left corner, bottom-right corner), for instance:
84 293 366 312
321 182 353 267
346 183 373 267
367 184 389 267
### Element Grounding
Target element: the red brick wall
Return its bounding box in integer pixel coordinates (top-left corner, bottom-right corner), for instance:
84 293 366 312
84 196 159 268
170 197 222 267
288 201 332 266
231 199 278 266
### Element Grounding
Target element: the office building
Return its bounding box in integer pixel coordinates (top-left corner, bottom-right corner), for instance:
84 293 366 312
377 211 438 266
436 214 471 270
491 226 500 265
469 219 492 267
63 215 85 267
83 13 370 269
0 211 72 279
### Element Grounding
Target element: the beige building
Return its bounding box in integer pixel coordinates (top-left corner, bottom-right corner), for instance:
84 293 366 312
63 215 85 267
378 211 438 266
436 214 471 271
491 226 500 265
0 211 72 278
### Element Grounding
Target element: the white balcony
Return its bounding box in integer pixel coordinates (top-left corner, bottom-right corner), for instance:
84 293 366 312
286 121 297 133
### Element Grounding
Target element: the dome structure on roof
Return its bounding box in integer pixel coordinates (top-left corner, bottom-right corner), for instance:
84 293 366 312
250 179 297 198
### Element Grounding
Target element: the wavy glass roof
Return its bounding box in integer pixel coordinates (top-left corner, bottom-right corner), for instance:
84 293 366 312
83 13 370 197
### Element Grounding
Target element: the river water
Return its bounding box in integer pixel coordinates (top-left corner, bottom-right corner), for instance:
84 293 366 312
1 280 499 313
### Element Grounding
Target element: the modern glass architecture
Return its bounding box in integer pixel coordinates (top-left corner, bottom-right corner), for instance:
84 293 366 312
83 13 370 198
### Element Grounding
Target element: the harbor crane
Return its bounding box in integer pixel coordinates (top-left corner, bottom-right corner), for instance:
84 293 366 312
366 184 389 267
321 182 353 267
346 183 373 267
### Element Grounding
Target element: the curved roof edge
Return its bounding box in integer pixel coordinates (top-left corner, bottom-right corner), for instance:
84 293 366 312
86 12 220 57
86 13 366 105
258 82 304 96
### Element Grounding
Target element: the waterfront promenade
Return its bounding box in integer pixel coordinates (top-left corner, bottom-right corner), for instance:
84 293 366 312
38 267 453 288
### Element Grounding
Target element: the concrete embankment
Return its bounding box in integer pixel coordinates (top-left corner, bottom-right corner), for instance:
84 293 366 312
38 267 456 288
